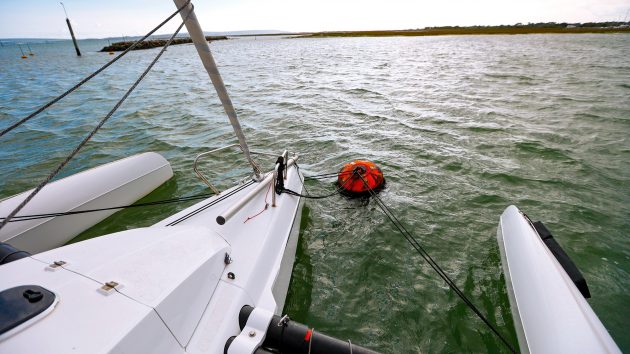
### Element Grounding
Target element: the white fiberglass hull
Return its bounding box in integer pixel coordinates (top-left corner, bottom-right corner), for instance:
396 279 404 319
497 205 620 354
0 152 173 254
0 162 303 354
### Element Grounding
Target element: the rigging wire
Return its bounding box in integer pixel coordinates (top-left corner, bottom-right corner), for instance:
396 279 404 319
166 180 254 226
355 172 518 353
0 0 191 138
0 192 214 223
0 179 256 225
0 11 192 232
0 6 516 347
1 159 517 354
0 168 351 223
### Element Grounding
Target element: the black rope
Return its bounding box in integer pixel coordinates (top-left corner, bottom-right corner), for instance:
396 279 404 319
356 173 517 353
166 180 255 226
303 170 353 180
0 0 191 138
279 166 515 350
277 164 351 199
1 178 256 226
0 11 192 232
280 187 342 199
0 192 214 223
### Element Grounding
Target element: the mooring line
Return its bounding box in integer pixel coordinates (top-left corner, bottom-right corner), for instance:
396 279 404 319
277 164 354 199
356 173 517 353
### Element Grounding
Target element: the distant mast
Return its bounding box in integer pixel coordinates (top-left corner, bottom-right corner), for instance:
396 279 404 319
18 44 28 59
60 2 81 56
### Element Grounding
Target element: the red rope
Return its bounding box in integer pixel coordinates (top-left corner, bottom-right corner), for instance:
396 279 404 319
243 182 272 223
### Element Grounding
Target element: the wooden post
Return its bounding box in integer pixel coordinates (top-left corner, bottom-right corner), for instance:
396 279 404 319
61 2 81 56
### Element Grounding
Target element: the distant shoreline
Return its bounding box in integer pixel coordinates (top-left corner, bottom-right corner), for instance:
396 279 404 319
297 26 630 38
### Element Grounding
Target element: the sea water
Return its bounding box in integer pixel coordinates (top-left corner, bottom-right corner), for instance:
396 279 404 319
1 34 628 352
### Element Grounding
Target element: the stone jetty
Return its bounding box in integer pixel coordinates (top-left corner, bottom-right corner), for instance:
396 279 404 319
100 36 228 52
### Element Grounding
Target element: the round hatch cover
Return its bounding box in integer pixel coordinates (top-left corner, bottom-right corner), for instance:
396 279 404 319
0 285 57 338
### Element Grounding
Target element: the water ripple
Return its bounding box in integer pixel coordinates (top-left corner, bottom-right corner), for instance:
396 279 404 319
1 34 629 352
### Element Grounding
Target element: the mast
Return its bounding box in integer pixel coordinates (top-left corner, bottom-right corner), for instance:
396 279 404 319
172 0 261 178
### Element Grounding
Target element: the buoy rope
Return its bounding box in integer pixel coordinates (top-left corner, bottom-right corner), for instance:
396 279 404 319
303 170 353 180
0 0 191 138
0 11 192 232
278 164 352 199
356 173 518 353
281 187 342 199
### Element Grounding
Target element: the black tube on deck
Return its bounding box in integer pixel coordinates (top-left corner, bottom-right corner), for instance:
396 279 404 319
65 18 81 56
0 242 30 265
235 305 380 354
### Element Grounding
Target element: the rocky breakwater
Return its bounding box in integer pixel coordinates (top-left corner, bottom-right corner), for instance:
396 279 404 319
100 36 228 52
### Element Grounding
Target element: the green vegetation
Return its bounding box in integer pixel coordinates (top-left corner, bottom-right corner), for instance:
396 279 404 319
298 22 630 38
100 36 228 52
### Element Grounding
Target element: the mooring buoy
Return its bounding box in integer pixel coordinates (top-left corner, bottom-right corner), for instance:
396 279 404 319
338 160 385 196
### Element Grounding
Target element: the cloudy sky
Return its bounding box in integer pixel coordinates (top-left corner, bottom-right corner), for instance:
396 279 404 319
0 0 628 39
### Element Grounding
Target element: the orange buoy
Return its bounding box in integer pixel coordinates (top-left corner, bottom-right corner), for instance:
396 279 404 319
337 160 385 196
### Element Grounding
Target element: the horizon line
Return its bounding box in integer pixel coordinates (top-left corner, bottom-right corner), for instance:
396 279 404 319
1 21 628 41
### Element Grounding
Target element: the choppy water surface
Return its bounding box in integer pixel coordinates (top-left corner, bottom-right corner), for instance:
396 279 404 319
1 34 629 352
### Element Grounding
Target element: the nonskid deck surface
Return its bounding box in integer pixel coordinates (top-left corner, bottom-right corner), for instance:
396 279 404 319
0 164 304 354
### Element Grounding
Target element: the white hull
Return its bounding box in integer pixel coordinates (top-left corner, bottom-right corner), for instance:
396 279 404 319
0 162 303 354
497 206 621 354
1 152 173 254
